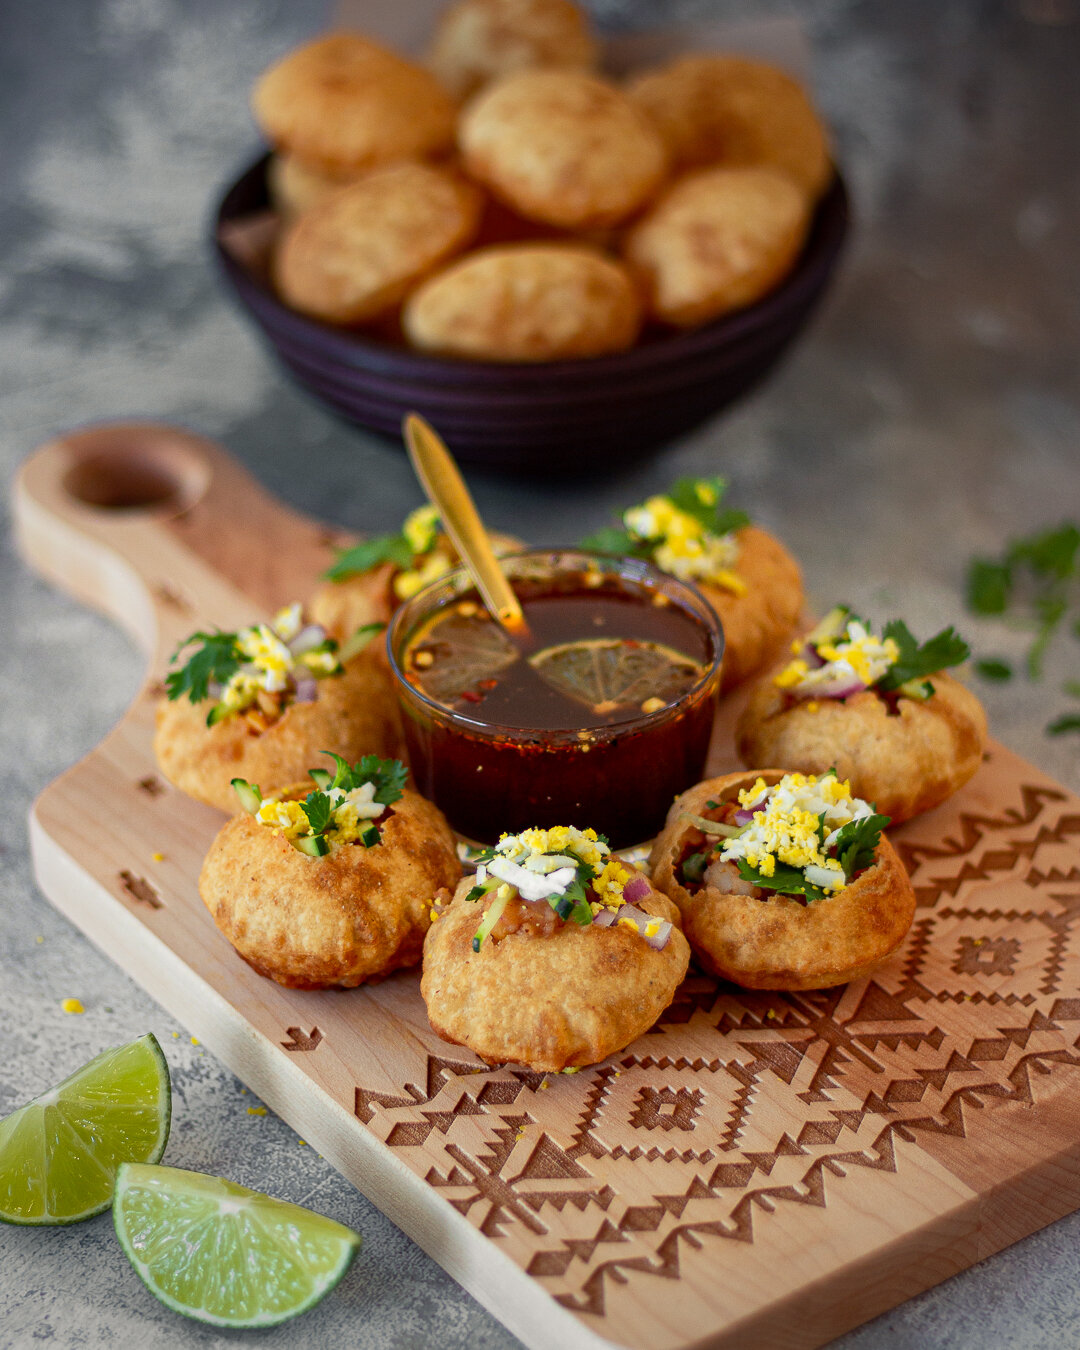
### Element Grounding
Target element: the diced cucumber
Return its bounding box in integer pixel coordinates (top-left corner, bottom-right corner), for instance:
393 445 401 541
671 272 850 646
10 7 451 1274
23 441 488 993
681 851 709 884
292 834 330 858
339 622 386 664
805 606 851 647
472 888 511 951
464 878 500 905
358 823 380 848
308 768 332 790
231 779 262 815
206 702 233 727
898 677 935 701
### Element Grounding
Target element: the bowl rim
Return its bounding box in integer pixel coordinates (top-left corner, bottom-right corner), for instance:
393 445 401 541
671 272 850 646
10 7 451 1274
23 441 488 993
384 545 725 742
213 151 851 385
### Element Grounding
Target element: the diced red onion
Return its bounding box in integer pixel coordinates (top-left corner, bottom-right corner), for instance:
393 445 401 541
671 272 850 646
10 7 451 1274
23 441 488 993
289 624 328 656
593 902 671 949
798 644 826 668
733 796 768 826
622 875 651 904
811 677 867 700
293 674 318 703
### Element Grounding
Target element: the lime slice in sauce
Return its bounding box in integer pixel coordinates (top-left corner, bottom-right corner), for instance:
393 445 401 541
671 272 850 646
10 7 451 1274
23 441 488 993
407 609 519 704
528 638 703 716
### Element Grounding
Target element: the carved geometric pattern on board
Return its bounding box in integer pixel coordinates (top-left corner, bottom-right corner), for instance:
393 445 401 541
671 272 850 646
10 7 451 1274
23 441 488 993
352 778 1080 1318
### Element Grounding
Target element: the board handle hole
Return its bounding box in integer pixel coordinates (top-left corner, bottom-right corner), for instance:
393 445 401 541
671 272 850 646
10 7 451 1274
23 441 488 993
61 427 210 515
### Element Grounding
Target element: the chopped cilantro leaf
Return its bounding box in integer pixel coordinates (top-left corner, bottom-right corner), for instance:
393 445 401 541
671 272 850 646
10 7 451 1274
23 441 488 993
1029 593 1067 679
580 525 651 558
976 658 1013 682
1047 713 1080 736
300 790 333 836
736 858 830 904
667 476 751 537
877 621 969 691
356 755 407 804
323 534 415 581
831 813 890 879
165 630 241 705
314 751 408 803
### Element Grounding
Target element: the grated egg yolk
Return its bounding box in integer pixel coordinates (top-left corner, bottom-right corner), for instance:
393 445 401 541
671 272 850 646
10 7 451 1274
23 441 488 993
624 494 744 593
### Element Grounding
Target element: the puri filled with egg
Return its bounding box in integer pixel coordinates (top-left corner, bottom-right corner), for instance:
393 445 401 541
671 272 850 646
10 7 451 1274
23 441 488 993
199 773 460 989
421 827 689 1071
154 606 402 813
649 770 915 991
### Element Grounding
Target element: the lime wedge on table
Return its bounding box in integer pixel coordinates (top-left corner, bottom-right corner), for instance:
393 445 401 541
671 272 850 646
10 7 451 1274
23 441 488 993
528 638 703 715
114 1163 361 1328
0 1033 170 1225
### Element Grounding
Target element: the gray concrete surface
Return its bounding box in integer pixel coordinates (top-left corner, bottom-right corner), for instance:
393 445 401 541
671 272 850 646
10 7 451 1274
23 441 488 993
1 0 1078 1346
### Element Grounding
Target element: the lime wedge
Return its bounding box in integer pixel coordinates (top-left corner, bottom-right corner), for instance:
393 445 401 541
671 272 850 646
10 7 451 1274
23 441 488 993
114 1163 361 1328
0 1033 171 1226
529 638 703 715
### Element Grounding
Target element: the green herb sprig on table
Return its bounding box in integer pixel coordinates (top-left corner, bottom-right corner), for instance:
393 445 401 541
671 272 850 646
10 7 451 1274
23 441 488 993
323 533 416 582
966 522 1080 734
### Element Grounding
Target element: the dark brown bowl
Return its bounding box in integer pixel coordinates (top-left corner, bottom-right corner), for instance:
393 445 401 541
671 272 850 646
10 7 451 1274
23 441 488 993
213 154 850 473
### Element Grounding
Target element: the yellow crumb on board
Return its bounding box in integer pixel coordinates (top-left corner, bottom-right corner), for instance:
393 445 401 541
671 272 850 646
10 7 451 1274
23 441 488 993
61 998 84 1014
152 852 165 862
190 1036 199 1046
247 1106 267 1116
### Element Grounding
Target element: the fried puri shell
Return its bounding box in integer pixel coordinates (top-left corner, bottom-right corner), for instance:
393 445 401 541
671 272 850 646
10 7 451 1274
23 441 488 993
707 525 804 693
627 55 831 200
154 654 403 814
199 786 461 988
649 771 916 990
403 243 642 362
252 33 457 176
459 69 667 229
429 0 597 101
274 162 482 326
266 153 366 219
736 672 989 826
422 872 690 1070
623 165 811 328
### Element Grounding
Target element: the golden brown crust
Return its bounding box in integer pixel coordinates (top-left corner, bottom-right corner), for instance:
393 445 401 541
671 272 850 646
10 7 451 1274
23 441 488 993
649 771 916 990
252 33 457 175
458 69 667 229
622 165 812 328
266 153 366 219
704 525 803 693
428 0 597 101
273 163 483 326
403 244 642 362
735 671 989 826
199 787 460 988
421 871 690 1070
627 54 831 199
153 654 404 814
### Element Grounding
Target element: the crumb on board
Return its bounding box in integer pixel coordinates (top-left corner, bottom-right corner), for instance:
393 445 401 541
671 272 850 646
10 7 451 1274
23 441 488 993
61 998 84 1014
190 1036 200 1046
152 852 165 863
247 1106 267 1116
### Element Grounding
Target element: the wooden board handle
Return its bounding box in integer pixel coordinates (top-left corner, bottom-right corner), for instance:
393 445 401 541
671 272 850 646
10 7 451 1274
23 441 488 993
13 422 346 678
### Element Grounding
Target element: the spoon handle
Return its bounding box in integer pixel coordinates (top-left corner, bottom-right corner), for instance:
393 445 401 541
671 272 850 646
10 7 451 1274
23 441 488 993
402 414 527 634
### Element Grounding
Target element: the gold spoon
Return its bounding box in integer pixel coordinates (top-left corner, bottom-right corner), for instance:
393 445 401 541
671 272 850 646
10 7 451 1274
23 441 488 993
401 413 530 639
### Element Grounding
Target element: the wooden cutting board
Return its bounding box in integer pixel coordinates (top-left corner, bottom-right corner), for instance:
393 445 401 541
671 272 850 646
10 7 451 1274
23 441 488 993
15 423 1080 1350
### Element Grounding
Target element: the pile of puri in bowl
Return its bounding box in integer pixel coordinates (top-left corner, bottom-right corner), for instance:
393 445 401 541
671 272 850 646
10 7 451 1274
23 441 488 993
214 0 849 469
